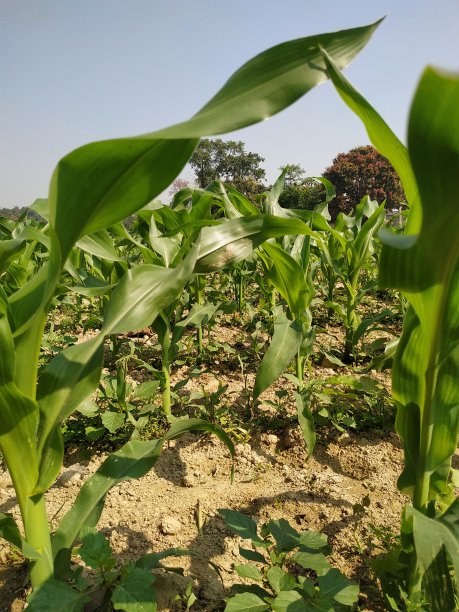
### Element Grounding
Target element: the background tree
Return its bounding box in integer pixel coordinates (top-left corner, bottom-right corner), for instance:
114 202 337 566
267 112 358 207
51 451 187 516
279 163 306 187
322 145 406 218
277 164 325 210
190 138 266 195
168 178 189 196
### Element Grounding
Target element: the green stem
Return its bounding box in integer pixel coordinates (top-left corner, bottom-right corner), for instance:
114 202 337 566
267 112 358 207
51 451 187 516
23 495 54 588
296 351 304 392
196 326 203 355
162 362 171 415
194 277 204 355
238 270 244 311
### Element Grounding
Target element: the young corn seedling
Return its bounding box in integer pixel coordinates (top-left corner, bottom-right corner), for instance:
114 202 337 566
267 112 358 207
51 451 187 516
314 195 386 360
0 22 381 606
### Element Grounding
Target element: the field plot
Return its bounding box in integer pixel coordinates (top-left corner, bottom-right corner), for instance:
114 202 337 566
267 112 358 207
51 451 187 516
0 17 458 612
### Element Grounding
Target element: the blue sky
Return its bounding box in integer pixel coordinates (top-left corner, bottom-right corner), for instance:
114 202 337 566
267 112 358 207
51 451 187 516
1 0 458 207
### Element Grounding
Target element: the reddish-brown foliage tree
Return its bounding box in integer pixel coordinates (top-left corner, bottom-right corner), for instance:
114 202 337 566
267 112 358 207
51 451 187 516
323 145 406 218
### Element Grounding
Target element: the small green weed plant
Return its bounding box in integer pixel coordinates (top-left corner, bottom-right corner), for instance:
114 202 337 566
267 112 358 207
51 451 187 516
219 509 359 611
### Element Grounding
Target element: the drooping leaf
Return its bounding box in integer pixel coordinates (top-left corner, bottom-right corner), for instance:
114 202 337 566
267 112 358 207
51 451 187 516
321 47 418 213
253 312 302 400
379 67 459 502
409 500 459 580
48 21 382 262
53 419 233 576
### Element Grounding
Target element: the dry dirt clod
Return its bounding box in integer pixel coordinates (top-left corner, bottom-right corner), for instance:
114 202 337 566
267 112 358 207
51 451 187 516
160 515 182 535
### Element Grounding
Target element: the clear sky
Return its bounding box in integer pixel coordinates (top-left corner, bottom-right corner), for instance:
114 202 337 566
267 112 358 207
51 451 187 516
1 0 458 207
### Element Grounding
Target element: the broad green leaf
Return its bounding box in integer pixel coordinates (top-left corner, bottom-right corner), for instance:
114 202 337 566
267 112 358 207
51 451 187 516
29 198 50 221
0 382 40 503
48 21 381 261
239 547 267 564
76 399 100 417
148 214 180 268
0 512 23 550
409 500 459 580
234 564 263 581
35 337 104 491
379 67 459 503
0 512 40 559
299 531 328 549
267 519 300 552
171 301 220 346
225 592 269 612
33 427 64 496
253 312 302 400
102 249 196 334
133 380 161 400
266 566 296 593
196 215 314 273
271 590 310 612
101 411 125 433
265 168 289 217
219 509 259 542
76 230 124 262
157 21 382 139
261 242 310 318
321 47 418 214
293 551 331 576
79 527 114 570
112 567 156 612
27 578 90 611
52 437 165 575
0 238 26 275
317 569 359 606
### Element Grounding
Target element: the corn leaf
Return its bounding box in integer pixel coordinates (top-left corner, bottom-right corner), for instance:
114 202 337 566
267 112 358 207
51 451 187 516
379 67 459 503
53 419 233 576
253 312 302 400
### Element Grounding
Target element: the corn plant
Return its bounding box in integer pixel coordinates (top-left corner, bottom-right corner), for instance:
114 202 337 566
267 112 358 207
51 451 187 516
312 195 386 360
323 48 459 609
0 22 381 606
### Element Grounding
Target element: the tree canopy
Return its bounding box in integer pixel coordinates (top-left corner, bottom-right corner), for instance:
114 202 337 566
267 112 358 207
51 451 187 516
190 138 266 192
277 164 325 210
322 145 406 218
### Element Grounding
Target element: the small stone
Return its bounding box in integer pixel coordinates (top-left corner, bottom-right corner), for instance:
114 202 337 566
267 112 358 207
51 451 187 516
160 516 182 535
338 432 352 447
59 469 82 486
182 475 195 488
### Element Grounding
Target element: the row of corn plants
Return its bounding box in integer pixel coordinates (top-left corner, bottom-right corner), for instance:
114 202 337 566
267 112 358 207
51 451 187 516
0 21 384 610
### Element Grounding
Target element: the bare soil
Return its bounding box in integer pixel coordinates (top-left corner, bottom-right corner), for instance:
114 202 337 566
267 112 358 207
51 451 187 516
0 321 408 610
